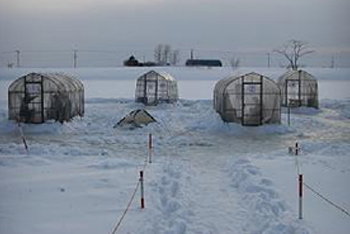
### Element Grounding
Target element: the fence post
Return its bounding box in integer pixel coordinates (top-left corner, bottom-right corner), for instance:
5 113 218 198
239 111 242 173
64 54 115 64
299 174 303 219
295 142 299 156
288 106 291 126
140 171 145 209
148 133 153 163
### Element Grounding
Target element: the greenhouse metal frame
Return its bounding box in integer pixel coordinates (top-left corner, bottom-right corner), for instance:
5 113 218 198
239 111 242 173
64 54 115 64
277 69 318 108
214 72 281 126
135 70 178 105
8 72 84 123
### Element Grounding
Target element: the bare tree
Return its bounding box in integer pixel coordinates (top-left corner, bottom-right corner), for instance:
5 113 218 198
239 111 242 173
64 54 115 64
170 49 180 65
154 44 163 64
162 44 171 65
230 57 240 70
154 44 175 65
274 40 314 70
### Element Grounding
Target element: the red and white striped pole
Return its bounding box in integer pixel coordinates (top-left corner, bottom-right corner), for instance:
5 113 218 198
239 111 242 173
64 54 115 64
295 142 299 156
140 171 145 209
299 174 303 219
148 133 153 163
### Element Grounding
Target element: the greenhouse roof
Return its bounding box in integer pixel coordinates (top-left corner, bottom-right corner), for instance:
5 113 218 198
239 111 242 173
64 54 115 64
139 70 176 81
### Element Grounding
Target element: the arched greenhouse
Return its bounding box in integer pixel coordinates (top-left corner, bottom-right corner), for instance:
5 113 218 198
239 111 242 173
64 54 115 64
8 72 84 123
277 69 318 108
135 70 178 105
214 72 281 126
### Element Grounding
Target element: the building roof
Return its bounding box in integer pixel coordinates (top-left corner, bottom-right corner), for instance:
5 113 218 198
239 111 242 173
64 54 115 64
8 72 84 92
185 59 222 67
138 70 176 81
278 69 315 82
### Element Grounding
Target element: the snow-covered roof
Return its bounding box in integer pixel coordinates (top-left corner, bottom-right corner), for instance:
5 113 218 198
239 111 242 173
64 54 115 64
8 72 84 92
278 69 315 82
138 70 176 82
215 72 278 95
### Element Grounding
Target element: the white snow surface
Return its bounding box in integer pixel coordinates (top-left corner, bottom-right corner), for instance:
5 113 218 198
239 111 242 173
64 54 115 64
0 67 350 234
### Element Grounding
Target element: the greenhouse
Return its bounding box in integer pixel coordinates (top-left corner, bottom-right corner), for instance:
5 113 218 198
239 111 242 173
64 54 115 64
214 72 281 126
135 70 178 105
277 69 318 108
8 72 84 124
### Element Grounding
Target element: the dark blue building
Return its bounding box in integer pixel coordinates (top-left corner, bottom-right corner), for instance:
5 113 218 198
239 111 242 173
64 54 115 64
185 59 222 67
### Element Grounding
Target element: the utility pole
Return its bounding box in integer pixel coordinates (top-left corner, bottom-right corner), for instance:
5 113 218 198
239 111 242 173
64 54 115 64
73 50 78 68
330 55 335 69
190 49 194 60
15 50 20 67
267 52 271 68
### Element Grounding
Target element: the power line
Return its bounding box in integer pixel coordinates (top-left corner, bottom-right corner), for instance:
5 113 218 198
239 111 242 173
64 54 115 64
15 50 20 67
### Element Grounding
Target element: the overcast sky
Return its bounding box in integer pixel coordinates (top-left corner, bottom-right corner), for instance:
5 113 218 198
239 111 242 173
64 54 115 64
0 0 349 66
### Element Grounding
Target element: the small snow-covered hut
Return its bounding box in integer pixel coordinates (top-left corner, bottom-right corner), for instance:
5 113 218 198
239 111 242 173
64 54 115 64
8 72 84 123
277 69 318 108
135 70 178 105
115 109 156 128
214 72 281 126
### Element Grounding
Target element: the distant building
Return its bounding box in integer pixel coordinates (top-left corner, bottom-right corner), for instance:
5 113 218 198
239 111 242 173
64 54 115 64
185 59 222 67
124 55 157 67
124 55 140 66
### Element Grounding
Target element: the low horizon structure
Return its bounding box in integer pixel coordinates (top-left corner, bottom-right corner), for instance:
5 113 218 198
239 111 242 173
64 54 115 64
135 70 178 105
185 59 222 67
277 69 318 108
214 72 281 126
8 72 84 123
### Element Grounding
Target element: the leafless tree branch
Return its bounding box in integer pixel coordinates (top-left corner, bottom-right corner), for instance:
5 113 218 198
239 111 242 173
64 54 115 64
273 39 314 70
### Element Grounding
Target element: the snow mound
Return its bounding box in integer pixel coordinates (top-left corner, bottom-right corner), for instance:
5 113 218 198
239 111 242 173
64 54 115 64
321 98 350 119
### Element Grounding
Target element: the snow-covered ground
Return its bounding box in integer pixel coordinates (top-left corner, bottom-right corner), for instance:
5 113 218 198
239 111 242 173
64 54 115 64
0 67 349 234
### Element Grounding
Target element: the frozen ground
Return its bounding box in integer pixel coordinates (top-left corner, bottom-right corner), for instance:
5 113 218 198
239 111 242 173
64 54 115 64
0 67 349 234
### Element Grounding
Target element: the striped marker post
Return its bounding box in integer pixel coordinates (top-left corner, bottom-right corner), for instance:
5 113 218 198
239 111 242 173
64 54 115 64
295 142 299 156
140 171 145 209
148 133 153 163
299 174 303 219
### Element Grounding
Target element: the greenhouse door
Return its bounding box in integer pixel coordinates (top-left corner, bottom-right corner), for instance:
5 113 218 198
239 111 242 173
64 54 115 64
286 79 300 107
242 79 263 126
24 80 44 123
144 79 158 105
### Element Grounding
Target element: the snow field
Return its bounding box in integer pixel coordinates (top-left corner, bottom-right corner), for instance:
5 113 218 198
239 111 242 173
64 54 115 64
1 67 350 234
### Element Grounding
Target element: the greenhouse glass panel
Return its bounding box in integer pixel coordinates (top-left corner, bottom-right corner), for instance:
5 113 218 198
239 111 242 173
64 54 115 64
214 72 281 126
8 72 84 123
277 69 318 108
135 70 178 105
